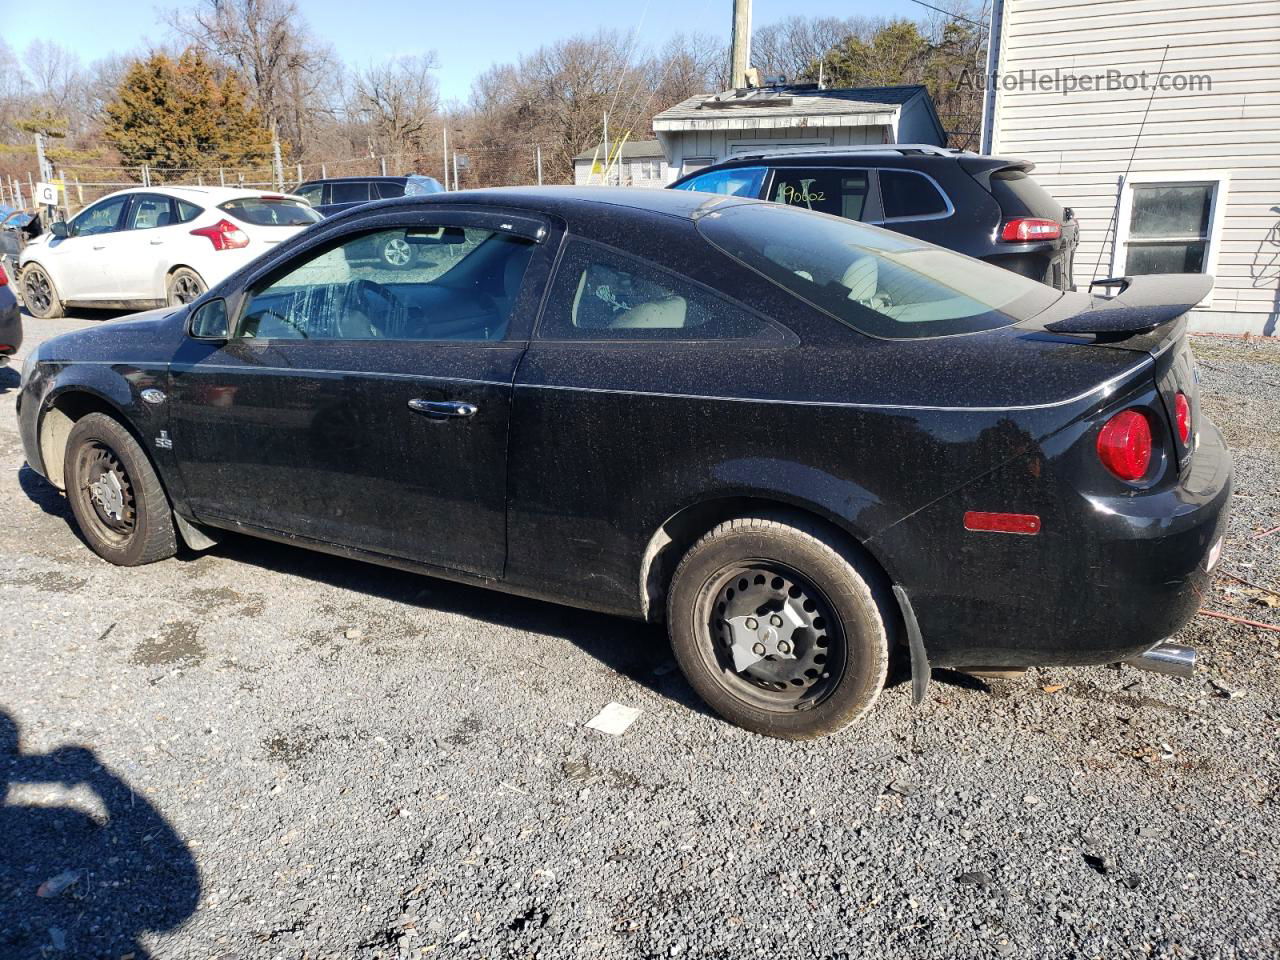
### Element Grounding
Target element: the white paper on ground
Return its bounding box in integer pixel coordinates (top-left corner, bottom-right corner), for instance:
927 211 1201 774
584 702 642 736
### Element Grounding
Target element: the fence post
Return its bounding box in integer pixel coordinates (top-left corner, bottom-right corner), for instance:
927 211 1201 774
536 145 543 186
380 155 387 177
295 162 303 187
219 167 225 186
321 163 327 179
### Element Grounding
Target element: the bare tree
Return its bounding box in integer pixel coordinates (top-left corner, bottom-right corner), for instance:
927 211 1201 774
752 17 887 82
168 0 337 157
350 55 441 167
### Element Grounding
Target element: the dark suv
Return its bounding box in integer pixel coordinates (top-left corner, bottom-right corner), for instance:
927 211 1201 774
670 145 1079 290
296 175 443 217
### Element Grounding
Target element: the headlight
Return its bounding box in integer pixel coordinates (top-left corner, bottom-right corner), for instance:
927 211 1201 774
19 349 38 389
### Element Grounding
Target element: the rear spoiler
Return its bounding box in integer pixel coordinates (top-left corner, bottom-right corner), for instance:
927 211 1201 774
957 154 1034 190
1044 274 1213 335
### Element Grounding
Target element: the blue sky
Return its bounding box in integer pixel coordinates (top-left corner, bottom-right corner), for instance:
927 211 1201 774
6 0 924 102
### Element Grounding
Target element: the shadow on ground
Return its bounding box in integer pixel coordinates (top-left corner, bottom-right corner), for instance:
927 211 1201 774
0 710 199 959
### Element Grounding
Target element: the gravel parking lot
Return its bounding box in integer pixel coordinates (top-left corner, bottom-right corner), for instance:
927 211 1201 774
2 310 1278 960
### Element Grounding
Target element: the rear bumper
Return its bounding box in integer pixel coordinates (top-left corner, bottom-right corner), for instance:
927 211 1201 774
0 285 21 356
874 416 1232 668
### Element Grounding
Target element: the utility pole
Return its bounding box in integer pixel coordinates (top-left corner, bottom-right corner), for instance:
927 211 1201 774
730 0 752 90
536 145 543 186
442 127 449 190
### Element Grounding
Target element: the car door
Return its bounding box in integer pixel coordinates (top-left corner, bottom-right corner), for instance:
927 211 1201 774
166 207 551 578
43 194 131 301
110 193 189 301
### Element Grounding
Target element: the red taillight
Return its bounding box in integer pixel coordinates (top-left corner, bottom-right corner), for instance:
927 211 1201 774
1000 217 1061 242
1097 410 1152 481
190 218 249 251
1175 392 1191 444
0 263 8 285
963 511 1042 535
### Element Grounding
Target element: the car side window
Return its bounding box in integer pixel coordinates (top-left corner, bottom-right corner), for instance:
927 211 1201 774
71 196 129 236
126 194 174 230
296 183 324 206
375 181 406 200
879 170 950 220
175 199 203 223
330 182 371 204
672 166 766 197
237 225 535 342
770 168 871 220
538 239 770 342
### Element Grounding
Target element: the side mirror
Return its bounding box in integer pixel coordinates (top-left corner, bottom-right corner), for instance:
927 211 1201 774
49 221 68 238
189 298 229 340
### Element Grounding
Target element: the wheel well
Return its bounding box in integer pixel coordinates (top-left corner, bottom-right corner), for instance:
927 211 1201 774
39 392 131 490
639 497 896 625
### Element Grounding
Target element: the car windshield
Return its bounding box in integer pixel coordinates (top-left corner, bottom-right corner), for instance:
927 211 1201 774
219 197 322 227
696 202 1062 339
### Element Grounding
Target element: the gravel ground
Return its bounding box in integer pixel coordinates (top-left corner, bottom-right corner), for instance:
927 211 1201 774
2 310 1278 960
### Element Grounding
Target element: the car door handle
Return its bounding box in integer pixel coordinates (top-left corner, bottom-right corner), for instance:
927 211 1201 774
92 244 106 250
149 239 164 245
407 399 479 420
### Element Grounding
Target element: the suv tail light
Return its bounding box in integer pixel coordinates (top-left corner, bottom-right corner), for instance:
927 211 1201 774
191 218 250 251
0 263 8 285
1097 410 1152 481
1174 392 1191 444
1000 218 1061 242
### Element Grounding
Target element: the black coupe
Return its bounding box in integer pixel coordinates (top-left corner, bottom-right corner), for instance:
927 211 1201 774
15 187 1231 739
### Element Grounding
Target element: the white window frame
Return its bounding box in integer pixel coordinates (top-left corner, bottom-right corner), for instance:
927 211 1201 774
1111 170 1230 308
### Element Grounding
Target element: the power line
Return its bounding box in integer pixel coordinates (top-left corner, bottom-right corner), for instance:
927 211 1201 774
907 0 990 30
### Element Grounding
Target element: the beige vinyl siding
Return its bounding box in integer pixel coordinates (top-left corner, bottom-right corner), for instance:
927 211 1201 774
991 0 1280 334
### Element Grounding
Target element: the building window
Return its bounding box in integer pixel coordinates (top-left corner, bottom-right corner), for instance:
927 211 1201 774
1114 172 1229 285
632 159 661 180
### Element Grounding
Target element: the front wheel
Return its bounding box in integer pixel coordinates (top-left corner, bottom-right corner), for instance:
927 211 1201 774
667 515 890 740
63 413 177 566
20 264 64 319
381 236 415 269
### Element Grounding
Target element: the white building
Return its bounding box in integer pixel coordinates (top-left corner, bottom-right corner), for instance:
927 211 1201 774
653 84 946 182
573 141 670 187
983 0 1280 335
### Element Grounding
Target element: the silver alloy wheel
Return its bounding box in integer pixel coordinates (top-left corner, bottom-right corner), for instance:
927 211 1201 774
382 237 412 267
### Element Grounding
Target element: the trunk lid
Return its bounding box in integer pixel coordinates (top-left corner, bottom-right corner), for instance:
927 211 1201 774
1018 274 1208 470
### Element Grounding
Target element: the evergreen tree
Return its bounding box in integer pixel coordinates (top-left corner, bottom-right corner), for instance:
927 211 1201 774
104 50 271 181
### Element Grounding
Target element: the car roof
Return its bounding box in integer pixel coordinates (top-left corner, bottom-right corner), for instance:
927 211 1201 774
84 185 309 204
299 176 411 186
402 185 733 222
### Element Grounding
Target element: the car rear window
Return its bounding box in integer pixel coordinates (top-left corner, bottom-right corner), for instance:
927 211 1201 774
988 168 1064 220
219 197 322 227
696 202 1062 340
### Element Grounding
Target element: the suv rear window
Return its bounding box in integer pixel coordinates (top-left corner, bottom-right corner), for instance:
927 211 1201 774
987 168 1064 220
697 202 1061 340
219 197 322 227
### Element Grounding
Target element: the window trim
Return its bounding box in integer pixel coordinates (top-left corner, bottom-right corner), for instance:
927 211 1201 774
533 235 792 345
1110 170 1229 307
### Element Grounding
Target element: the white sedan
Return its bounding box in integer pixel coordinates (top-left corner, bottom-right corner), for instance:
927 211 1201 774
17 186 322 318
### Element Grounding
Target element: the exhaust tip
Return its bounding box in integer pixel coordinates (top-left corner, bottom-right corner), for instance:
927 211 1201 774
1124 641 1196 679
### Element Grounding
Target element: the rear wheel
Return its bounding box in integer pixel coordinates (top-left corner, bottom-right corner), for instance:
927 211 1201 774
20 264 64 319
667 515 889 739
63 413 176 566
166 267 206 306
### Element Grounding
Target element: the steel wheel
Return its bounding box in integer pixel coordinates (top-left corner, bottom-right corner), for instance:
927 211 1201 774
702 561 845 712
74 441 137 546
382 236 412 268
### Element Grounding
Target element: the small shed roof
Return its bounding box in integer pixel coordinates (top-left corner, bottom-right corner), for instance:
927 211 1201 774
573 139 667 162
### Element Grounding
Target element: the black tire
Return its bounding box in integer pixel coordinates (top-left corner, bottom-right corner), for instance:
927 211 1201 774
166 267 206 306
667 515 890 740
63 413 177 566
20 263 64 319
